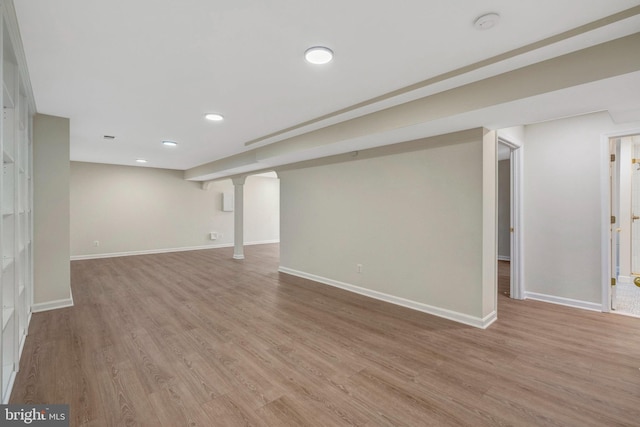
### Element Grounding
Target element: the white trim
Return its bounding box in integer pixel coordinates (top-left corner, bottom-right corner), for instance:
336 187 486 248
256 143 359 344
246 239 280 245
18 331 27 356
601 133 613 312
71 243 232 260
31 297 74 313
70 240 280 261
497 255 511 261
525 291 601 312
2 371 16 404
498 136 524 300
279 266 496 329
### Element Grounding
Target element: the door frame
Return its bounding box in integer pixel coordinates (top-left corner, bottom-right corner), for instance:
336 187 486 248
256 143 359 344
498 136 524 300
601 128 640 312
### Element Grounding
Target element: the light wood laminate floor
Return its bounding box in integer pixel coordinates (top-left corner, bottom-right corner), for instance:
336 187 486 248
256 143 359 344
11 244 640 426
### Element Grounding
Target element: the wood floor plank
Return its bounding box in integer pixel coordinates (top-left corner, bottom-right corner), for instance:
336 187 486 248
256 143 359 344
9 244 640 426
201 393 269 427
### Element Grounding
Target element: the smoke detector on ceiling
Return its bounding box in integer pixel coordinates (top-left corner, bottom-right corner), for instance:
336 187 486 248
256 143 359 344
474 13 500 30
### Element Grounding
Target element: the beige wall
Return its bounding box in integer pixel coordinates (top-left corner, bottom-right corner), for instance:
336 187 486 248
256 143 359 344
279 130 496 324
523 111 640 305
33 114 71 307
245 175 280 244
70 162 279 257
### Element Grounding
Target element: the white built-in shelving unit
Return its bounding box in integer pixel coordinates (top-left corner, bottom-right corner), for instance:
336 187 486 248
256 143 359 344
0 1 34 404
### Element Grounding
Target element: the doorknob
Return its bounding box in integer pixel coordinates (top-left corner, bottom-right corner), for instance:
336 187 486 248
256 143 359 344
634 214 640 221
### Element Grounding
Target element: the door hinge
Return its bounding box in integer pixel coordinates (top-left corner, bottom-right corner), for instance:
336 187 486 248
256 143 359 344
611 215 616 224
611 277 616 287
611 154 616 162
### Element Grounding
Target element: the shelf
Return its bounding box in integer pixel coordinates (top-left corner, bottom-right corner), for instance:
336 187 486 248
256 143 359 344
2 256 13 270
2 363 13 401
2 149 14 164
2 16 34 407
3 80 14 109
2 307 14 331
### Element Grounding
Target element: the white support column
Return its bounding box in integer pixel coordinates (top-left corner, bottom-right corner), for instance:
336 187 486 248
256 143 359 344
231 176 246 259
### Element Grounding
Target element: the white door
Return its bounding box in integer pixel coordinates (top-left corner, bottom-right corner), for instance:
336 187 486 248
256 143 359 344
631 136 640 275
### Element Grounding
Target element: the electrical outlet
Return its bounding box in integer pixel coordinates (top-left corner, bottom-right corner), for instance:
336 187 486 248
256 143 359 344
357 264 363 273
93 240 100 247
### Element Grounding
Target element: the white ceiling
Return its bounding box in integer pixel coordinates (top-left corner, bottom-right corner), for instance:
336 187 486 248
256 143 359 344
13 0 640 175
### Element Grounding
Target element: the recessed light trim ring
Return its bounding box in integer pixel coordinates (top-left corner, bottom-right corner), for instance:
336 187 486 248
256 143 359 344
305 46 333 65
205 113 224 121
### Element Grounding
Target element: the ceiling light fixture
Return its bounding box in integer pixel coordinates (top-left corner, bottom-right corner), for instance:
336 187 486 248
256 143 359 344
474 13 500 30
205 113 224 121
162 140 178 147
136 159 148 163
304 46 333 65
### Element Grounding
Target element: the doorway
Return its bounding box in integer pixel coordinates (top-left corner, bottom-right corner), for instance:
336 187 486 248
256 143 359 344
497 143 511 297
608 133 640 317
497 135 523 301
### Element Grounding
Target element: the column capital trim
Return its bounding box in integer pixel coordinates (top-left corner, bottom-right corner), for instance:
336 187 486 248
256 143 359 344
231 176 247 185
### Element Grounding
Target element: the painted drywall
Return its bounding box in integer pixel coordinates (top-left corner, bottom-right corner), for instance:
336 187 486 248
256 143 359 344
70 162 279 257
498 160 511 259
523 111 640 305
244 175 280 244
482 129 498 319
279 131 491 321
498 126 524 146
33 114 72 306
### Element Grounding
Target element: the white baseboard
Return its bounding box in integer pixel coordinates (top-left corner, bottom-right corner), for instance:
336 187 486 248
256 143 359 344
278 266 495 329
70 240 280 261
32 297 74 313
2 371 15 404
5 313 33 405
497 255 511 261
246 239 280 245
524 291 601 312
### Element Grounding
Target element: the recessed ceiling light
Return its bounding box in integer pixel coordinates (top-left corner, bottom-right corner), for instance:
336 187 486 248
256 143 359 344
162 140 178 147
474 13 500 30
305 46 333 65
136 159 148 163
205 113 224 121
